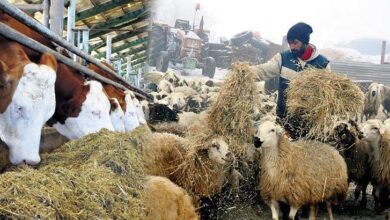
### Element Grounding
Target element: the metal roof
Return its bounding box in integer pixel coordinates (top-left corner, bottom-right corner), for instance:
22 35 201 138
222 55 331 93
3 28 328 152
331 61 390 85
8 0 149 69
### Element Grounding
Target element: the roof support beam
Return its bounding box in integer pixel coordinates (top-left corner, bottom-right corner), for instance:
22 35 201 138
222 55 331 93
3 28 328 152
64 0 133 24
89 8 146 39
89 28 147 52
96 37 147 58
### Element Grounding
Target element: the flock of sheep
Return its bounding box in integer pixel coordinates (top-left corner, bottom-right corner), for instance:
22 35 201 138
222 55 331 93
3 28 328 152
139 68 390 220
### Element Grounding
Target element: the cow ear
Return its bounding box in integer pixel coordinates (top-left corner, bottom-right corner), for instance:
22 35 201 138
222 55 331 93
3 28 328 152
0 60 9 87
0 60 9 74
39 52 58 72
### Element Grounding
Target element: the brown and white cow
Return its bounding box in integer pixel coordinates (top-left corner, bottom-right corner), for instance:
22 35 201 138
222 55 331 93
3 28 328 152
89 63 144 132
48 63 114 139
0 41 57 165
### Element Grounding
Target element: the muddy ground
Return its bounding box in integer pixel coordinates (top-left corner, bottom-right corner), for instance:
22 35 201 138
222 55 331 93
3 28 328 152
200 183 388 220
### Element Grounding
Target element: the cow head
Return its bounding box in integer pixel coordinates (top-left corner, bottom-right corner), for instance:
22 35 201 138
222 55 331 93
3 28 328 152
0 53 57 165
56 80 114 139
123 90 140 131
109 98 125 132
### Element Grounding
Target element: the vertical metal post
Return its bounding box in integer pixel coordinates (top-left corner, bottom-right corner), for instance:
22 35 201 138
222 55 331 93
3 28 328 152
116 60 122 76
126 56 131 81
82 28 89 54
106 35 112 64
42 0 49 28
381 41 386 64
49 0 65 36
137 68 141 87
66 0 76 42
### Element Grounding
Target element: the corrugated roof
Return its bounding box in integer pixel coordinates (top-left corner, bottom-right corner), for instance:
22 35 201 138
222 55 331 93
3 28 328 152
331 61 390 85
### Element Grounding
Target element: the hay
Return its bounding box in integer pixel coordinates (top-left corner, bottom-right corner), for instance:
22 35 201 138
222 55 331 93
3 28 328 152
207 62 260 157
0 125 152 219
286 69 364 141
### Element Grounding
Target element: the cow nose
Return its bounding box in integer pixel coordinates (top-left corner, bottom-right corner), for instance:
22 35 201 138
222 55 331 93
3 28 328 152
22 158 40 166
253 136 263 148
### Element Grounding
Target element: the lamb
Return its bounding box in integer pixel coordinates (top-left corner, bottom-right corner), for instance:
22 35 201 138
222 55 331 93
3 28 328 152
143 131 233 199
143 175 199 220
334 120 373 207
359 119 390 212
254 120 348 220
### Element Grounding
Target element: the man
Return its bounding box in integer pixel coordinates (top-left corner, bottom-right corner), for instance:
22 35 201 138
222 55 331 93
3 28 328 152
252 22 330 138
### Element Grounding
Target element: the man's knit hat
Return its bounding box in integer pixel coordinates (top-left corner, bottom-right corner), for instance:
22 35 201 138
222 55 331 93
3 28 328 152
287 22 313 44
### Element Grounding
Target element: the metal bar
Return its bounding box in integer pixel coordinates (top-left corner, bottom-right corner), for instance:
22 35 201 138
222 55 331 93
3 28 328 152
89 28 147 52
89 8 146 39
0 22 150 100
381 41 386 64
106 35 112 63
66 0 75 42
0 1 147 97
82 29 89 54
97 37 146 58
14 4 43 11
49 0 64 36
42 0 49 27
63 0 134 24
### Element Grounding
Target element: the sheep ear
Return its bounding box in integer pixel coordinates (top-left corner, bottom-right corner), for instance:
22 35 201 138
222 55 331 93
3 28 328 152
276 125 284 137
379 124 386 135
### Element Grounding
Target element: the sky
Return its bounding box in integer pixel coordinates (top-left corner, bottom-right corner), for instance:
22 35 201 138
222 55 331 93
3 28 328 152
152 0 390 49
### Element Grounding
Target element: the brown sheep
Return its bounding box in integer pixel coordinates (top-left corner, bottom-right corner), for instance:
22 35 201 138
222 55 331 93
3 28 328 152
334 120 373 207
143 176 199 220
254 120 348 220
359 119 390 212
143 131 233 199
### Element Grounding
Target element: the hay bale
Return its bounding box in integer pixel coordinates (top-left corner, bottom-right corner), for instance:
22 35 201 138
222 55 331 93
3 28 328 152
286 69 364 141
206 63 260 157
0 125 152 219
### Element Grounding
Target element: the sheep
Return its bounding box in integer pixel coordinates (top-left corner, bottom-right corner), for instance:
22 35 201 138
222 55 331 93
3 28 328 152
359 119 390 212
184 95 206 113
158 79 174 93
143 71 164 84
143 131 233 199
166 92 187 111
254 120 348 220
174 86 198 96
334 120 373 207
143 175 199 220
163 70 189 87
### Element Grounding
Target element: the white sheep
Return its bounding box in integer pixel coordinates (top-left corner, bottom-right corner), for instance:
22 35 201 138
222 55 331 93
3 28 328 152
158 79 174 93
254 120 348 220
359 119 390 211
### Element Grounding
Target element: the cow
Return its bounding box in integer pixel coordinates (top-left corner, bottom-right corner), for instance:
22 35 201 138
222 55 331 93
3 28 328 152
0 41 57 165
88 63 143 131
109 98 125 132
47 62 114 139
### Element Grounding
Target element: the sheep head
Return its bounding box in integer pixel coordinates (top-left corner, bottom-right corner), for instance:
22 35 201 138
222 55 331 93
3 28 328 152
368 82 384 104
201 137 232 165
253 120 284 149
359 119 385 144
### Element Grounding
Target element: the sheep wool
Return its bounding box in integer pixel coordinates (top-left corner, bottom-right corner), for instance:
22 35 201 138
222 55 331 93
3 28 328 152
260 136 348 207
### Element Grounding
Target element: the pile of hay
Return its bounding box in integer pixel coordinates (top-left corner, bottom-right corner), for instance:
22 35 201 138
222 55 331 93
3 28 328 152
286 68 364 141
0 126 152 219
207 62 260 157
